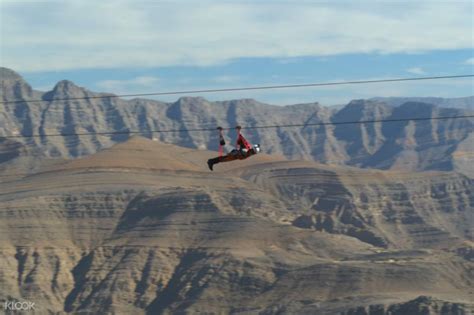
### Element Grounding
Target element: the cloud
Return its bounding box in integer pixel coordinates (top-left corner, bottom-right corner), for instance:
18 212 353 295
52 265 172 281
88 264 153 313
1 1 473 72
34 84 55 92
211 75 242 84
406 67 426 75
96 76 159 93
465 58 474 65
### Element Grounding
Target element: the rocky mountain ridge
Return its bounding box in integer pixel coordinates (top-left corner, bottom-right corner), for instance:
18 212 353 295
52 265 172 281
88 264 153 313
372 96 473 111
1 67 473 177
0 137 472 314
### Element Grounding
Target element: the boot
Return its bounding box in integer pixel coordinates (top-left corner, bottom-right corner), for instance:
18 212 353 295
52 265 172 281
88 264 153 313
207 157 220 171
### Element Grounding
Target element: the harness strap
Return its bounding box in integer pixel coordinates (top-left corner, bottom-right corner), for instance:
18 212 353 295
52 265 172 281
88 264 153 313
217 127 225 157
235 125 252 151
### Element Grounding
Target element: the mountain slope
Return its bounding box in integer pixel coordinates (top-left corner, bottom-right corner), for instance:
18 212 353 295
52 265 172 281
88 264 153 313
0 137 472 314
372 96 474 111
1 67 472 176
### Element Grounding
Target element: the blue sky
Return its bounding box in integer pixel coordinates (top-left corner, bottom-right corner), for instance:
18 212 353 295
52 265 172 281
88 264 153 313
1 0 473 105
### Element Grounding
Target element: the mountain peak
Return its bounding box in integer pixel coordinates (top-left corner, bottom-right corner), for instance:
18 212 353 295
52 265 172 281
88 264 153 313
175 96 209 105
48 80 89 98
348 99 391 111
346 99 387 108
53 80 83 91
0 67 34 98
0 67 25 82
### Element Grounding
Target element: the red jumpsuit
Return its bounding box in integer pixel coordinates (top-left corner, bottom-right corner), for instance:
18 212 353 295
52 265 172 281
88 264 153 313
207 134 256 170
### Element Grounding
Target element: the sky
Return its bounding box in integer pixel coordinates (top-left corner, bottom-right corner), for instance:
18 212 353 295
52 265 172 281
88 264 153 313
1 0 473 105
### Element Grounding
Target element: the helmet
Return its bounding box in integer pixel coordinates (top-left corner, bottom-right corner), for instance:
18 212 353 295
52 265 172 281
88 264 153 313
253 144 261 154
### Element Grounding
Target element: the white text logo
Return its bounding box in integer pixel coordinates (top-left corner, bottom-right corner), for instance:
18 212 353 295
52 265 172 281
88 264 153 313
4 300 36 311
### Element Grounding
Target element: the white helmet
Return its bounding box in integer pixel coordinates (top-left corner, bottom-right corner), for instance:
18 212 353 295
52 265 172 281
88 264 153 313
253 144 261 154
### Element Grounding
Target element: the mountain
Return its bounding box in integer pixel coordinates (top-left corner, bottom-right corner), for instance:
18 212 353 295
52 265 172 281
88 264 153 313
0 137 472 314
1 67 473 177
371 96 473 111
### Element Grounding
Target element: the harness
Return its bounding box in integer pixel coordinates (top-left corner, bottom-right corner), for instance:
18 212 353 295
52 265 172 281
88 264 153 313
235 125 252 153
217 126 225 157
216 125 253 158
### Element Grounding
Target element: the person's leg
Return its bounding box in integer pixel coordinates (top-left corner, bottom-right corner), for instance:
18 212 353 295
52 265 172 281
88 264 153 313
207 157 218 170
207 151 239 170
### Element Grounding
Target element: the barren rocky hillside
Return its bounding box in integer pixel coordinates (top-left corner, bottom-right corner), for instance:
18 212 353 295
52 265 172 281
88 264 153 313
372 96 473 111
1 67 472 177
0 137 472 314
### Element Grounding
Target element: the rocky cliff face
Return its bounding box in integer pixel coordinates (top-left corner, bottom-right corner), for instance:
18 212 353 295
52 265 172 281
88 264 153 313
372 96 474 111
0 137 472 314
1 67 472 176
238 162 473 249
340 296 471 315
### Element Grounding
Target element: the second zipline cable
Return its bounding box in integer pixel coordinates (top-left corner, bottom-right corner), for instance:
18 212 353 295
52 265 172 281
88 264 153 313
2 114 473 139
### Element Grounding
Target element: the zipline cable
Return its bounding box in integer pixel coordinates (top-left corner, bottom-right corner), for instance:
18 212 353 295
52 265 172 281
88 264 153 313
1 74 473 104
2 114 473 139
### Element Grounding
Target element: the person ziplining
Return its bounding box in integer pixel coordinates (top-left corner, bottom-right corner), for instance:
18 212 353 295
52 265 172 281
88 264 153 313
207 126 261 171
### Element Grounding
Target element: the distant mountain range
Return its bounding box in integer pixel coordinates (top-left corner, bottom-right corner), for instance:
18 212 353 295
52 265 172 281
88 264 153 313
1 67 473 177
371 96 473 111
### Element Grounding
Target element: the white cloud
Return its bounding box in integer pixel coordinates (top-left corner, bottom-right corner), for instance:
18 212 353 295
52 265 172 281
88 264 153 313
406 67 426 75
34 85 55 92
1 1 472 72
96 76 159 93
211 75 242 83
465 58 474 65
